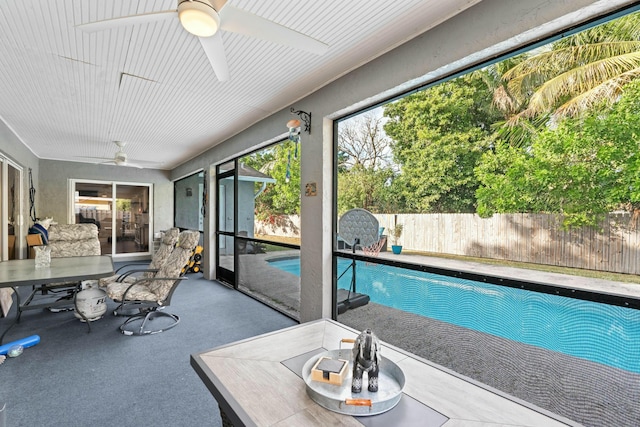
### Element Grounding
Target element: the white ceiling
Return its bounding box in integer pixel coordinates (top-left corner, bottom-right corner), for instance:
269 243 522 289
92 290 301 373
0 0 483 169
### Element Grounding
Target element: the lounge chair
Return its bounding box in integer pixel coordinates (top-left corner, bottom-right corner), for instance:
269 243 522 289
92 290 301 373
105 229 200 335
97 227 180 288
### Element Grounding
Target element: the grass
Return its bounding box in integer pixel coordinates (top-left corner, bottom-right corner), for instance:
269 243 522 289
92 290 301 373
401 249 640 285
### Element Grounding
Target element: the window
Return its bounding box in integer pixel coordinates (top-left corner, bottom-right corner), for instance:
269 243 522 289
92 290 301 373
334 9 640 426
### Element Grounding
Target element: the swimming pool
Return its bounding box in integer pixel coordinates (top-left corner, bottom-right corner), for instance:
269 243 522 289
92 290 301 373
268 256 640 374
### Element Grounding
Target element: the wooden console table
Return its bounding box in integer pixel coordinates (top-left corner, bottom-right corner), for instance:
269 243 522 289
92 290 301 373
191 319 573 427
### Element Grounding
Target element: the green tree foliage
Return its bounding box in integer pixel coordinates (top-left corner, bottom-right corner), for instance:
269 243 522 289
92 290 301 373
116 199 131 212
337 112 398 214
337 165 396 215
241 140 301 219
383 72 502 213
335 11 640 229
474 11 640 227
476 79 640 227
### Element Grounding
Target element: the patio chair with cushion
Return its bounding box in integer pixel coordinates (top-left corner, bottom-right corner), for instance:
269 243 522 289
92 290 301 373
47 223 101 258
23 223 102 313
105 229 200 335
97 227 180 288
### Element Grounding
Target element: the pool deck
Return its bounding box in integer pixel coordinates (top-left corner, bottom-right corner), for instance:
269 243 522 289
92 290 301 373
369 250 640 301
335 251 640 426
235 248 640 317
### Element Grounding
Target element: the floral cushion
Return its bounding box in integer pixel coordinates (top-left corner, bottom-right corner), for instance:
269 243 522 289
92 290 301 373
47 224 101 258
39 224 102 289
146 228 180 275
98 227 180 287
106 230 200 304
106 281 157 301
147 230 200 300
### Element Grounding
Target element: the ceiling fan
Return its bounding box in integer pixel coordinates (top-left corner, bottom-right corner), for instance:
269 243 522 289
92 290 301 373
82 141 152 169
76 0 329 81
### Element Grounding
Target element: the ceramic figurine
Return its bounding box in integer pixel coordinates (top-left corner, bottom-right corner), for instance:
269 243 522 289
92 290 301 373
351 328 381 393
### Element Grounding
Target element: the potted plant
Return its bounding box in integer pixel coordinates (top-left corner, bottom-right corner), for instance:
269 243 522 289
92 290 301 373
389 223 403 254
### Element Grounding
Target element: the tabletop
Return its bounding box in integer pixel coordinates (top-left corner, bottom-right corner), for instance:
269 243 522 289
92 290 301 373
0 256 114 288
191 319 572 427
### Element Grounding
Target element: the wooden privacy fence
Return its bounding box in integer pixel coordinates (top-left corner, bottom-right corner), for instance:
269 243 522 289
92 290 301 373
257 213 640 275
375 212 640 275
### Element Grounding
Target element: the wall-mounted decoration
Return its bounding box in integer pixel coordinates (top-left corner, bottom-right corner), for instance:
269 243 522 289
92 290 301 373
305 182 317 197
289 107 311 134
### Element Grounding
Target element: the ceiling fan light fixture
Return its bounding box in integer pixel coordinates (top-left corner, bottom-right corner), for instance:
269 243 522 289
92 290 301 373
114 154 127 164
178 0 220 37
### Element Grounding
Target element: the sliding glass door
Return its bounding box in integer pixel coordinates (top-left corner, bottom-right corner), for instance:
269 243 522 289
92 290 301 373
71 180 152 257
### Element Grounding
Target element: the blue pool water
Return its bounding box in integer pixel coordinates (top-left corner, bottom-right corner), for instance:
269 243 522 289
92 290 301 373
268 256 640 374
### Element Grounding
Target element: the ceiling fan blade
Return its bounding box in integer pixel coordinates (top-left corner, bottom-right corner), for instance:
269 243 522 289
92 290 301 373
124 162 145 169
199 33 230 81
75 156 114 161
219 6 328 55
76 10 177 33
210 0 228 12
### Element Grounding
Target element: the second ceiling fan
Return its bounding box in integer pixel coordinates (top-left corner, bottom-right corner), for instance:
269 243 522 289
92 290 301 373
76 0 329 82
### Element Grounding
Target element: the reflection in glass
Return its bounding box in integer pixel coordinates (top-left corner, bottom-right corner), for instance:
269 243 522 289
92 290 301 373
237 140 300 245
74 183 112 254
73 182 150 256
7 163 20 259
117 185 149 254
218 176 234 234
174 171 204 232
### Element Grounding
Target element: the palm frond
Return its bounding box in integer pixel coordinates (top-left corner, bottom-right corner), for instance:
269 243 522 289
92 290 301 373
493 114 550 148
504 42 640 102
555 67 640 117
492 85 519 114
523 51 640 115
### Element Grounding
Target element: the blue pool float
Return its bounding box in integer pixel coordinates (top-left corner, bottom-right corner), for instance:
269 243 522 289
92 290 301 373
0 335 40 355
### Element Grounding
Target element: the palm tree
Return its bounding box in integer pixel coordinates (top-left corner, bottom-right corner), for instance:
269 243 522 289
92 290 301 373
499 12 640 122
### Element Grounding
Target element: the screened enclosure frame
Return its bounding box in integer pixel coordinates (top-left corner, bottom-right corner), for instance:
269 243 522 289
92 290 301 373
330 4 640 426
215 141 302 320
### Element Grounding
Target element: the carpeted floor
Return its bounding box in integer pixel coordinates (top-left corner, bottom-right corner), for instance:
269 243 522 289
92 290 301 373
0 272 296 427
339 302 640 427
4 264 638 427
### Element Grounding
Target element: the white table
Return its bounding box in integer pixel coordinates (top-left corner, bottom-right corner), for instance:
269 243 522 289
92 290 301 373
191 319 573 427
0 255 114 343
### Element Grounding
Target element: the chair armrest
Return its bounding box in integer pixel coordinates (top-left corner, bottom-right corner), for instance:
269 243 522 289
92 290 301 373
115 262 150 273
116 268 159 282
121 276 187 301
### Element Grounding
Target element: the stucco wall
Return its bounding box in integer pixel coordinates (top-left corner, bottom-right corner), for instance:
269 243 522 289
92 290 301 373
38 159 174 234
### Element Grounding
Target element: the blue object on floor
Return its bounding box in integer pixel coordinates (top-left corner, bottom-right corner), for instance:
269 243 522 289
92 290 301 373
0 335 40 355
